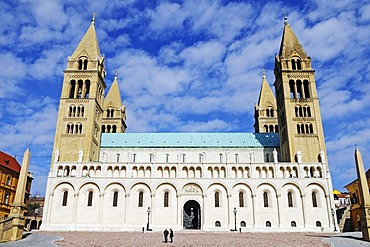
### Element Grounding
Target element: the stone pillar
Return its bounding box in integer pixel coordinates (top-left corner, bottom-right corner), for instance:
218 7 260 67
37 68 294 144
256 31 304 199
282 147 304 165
8 147 31 241
354 147 370 241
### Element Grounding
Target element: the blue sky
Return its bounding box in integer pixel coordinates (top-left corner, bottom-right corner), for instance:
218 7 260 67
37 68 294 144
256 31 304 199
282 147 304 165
0 0 369 196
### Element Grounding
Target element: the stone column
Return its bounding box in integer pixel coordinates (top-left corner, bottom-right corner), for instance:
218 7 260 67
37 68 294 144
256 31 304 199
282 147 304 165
355 147 370 241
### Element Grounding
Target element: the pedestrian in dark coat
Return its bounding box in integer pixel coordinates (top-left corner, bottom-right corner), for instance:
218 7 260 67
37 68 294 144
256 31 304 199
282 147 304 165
169 229 174 243
163 228 169 243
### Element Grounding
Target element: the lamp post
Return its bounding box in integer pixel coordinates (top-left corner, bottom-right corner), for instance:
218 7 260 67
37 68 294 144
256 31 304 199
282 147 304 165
146 207 151 231
233 207 237 231
331 209 337 232
34 208 39 220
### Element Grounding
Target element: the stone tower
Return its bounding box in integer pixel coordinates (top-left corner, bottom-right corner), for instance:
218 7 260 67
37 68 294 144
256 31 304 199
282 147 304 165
51 16 106 163
102 71 127 133
274 17 327 164
254 70 278 133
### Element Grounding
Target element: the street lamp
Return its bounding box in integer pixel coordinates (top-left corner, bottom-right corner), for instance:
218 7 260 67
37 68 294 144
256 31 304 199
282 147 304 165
233 207 237 231
146 207 151 231
331 209 337 232
35 208 39 220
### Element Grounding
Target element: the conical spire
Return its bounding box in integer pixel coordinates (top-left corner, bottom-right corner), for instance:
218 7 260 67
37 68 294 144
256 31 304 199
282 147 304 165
104 70 123 109
278 17 308 59
257 69 276 107
70 15 101 59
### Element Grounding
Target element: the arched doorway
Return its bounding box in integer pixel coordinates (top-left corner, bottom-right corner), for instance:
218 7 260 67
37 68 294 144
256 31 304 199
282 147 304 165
183 200 201 229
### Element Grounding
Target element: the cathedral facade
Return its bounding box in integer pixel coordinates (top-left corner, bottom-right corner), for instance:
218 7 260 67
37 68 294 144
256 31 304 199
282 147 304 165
41 17 337 232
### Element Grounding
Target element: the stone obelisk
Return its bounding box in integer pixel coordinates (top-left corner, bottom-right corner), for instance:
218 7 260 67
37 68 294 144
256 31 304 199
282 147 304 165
354 147 370 241
8 147 31 241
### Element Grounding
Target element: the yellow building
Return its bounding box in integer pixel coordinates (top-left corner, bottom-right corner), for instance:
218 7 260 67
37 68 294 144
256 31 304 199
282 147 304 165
344 169 370 231
0 151 33 220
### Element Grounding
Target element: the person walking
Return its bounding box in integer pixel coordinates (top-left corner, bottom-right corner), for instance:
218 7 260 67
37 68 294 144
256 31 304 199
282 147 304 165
169 229 174 243
163 228 169 243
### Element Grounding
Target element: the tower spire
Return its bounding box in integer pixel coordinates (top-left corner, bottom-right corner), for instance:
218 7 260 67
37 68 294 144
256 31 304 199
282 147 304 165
70 16 101 59
254 69 278 133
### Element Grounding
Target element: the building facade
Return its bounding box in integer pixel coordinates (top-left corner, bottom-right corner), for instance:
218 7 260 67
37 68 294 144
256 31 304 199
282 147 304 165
0 151 33 220
41 17 337 232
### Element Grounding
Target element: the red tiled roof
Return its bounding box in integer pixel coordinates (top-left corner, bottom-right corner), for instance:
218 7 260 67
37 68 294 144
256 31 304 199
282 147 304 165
0 151 21 173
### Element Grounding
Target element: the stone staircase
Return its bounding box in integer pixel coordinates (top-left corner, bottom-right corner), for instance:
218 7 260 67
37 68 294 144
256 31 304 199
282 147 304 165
338 206 352 232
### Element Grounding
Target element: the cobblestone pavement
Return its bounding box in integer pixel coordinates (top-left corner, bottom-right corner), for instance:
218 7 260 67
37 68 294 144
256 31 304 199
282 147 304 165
5 231 370 247
50 231 332 247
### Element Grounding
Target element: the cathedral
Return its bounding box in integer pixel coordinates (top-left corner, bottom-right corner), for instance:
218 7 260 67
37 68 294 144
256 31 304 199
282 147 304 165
41 16 337 232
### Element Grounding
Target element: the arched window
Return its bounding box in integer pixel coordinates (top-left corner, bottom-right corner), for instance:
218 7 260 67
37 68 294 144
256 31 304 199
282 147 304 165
102 125 106 133
116 153 120 162
288 192 293 207
219 154 223 163
87 191 93 207
215 221 221 227
275 125 279 133
307 106 311 117
240 221 246 227
296 80 303 98
291 221 297 227
312 192 318 207
264 125 268 132
291 59 296 70
69 80 76 98
239 192 245 207
83 59 88 70
215 192 220 207
132 154 136 163
199 154 204 163
78 59 83 70
303 80 310 98
164 192 169 207
316 221 321 227
299 106 303 117
309 123 313 134
295 107 299 117
113 191 118 207
182 154 186 163
112 125 117 133
266 221 271 227
296 59 302 70
235 154 239 163
263 192 269 207
138 191 143 207
85 80 90 98
165 154 169 163
62 191 68 206
289 80 295 98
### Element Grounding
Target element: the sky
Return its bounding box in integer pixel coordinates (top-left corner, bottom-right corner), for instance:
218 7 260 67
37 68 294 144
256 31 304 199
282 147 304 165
0 0 369 196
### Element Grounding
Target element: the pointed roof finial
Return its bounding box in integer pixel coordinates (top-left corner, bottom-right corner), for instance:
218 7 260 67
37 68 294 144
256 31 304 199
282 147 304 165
262 68 266 79
92 12 96 24
283 10 288 25
115 69 118 80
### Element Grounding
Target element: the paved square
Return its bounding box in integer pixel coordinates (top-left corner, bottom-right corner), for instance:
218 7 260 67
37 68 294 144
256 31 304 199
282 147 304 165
51 231 332 247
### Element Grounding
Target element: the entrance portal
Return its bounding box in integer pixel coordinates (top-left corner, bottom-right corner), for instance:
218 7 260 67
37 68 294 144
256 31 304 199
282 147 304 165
183 200 201 229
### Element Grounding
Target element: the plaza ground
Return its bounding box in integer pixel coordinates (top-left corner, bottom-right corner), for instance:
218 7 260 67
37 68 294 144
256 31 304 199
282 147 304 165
53 231 331 247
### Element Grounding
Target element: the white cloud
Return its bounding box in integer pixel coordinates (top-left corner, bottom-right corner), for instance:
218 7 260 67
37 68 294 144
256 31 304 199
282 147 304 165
178 119 231 132
0 53 27 98
180 41 225 69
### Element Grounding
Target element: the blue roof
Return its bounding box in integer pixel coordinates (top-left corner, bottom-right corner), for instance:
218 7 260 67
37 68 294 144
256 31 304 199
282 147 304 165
101 133 280 148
